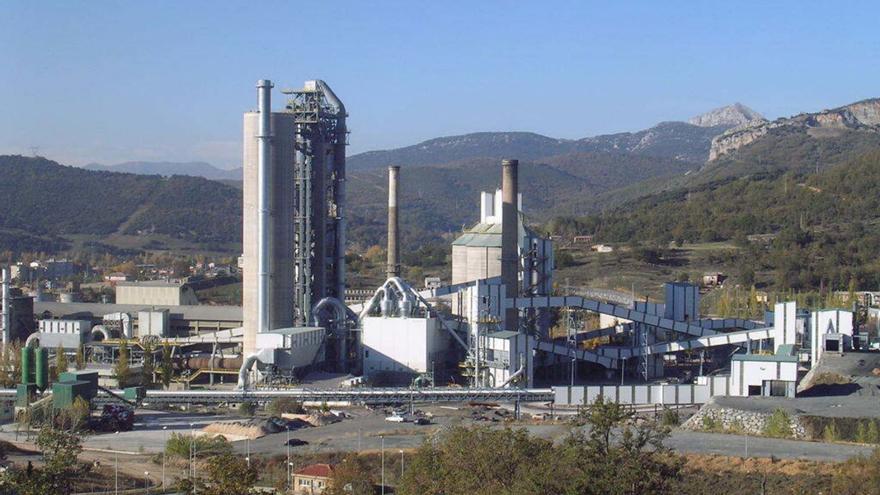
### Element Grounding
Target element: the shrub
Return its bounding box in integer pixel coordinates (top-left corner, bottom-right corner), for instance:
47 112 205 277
239 401 257 416
661 407 680 427
267 397 305 416
763 409 793 439
165 432 232 459
701 415 718 431
823 423 840 442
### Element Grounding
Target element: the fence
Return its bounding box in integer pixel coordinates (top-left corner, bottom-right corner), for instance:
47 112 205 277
553 376 731 406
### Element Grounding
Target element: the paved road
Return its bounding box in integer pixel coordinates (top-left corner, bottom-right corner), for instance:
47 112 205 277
666 430 874 462
1 406 873 463
232 409 875 462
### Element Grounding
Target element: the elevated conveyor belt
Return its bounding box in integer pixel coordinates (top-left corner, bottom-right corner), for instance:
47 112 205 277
508 296 721 338
590 326 773 359
536 340 619 368
91 387 554 406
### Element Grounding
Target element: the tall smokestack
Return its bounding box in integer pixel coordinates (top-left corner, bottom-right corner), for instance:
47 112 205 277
501 159 519 332
256 79 272 335
386 165 400 279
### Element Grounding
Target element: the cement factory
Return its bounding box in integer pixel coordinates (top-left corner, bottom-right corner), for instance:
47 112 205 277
0 78 869 414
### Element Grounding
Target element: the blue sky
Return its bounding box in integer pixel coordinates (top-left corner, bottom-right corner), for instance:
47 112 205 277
1 1 878 168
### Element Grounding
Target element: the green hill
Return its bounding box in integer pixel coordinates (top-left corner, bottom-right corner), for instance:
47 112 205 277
566 151 880 290
0 155 241 253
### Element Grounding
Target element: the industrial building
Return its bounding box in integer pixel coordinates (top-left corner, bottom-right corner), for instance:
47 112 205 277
239 79 353 386
115 280 199 306
0 79 869 415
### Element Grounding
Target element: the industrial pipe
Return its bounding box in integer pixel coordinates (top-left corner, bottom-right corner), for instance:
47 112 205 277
501 159 519 332
311 297 349 328
237 353 261 389
256 79 273 337
387 165 400 279
498 358 526 388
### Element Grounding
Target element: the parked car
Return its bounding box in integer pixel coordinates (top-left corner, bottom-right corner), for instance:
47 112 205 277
385 414 406 423
285 438 309 447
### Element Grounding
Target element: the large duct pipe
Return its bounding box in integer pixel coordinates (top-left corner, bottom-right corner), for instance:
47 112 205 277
1 268 9 346
387 166 400 279
501 159 519 332
256 79 273 337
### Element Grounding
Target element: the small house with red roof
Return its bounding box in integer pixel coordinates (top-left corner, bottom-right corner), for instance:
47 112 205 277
293 463 334 494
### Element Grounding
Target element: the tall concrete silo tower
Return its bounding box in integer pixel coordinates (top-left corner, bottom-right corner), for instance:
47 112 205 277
242 80 349 367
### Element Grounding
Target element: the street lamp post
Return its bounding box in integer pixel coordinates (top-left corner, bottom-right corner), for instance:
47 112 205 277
144 471 149 490
162 425 168 488
381 435 385 495
399 449 404 479
114 431 119 495
286 427 291 490
246 436 251 467
190 422 197 495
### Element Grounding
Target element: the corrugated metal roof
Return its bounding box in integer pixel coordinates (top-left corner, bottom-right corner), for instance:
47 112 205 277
451 216 540 248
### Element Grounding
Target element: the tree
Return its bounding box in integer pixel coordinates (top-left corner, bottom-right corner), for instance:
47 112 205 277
12 427 83 494
172 259 191 277
141 341 154 388
398 426 560 495
160 343 173 388
57 396 90 432
562 396 682 494
326 454 374 495
53 344 68 382
0 341 19 387
267 397 305 416
74 343 85 371
183 453 257 495
114 340 130 387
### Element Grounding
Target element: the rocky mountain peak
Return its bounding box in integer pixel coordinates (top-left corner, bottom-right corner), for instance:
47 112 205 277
688 103 765 128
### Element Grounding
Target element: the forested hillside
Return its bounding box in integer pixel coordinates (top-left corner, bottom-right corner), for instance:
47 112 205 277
554 151 880 290
0 155 241 252
345 152 696 249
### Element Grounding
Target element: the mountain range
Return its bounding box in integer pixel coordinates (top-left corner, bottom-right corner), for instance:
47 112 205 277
85 161 243 181
5 99 880 258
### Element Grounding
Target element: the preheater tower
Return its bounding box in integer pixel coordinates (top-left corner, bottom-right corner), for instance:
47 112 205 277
243 80 348 358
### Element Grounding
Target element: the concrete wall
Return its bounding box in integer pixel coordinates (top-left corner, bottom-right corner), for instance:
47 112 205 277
362 317 444 375
773 302 797 352
116 285 195 306
137 310 169 337
553 376 731 406
255 328 325 368
243 111 297 356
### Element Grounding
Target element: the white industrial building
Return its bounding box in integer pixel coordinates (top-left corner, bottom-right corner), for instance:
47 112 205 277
810 309 854 366
730 344 799 397
362 316 448 377
116 280 199 306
